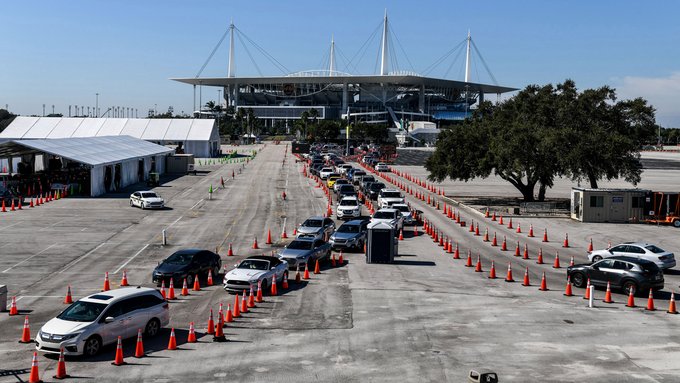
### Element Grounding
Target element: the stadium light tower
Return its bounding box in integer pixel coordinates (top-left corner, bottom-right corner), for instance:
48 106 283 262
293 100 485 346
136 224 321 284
380 9 389 76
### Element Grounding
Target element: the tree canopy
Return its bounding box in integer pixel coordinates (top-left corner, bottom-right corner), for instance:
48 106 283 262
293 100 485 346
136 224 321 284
426 80 657 201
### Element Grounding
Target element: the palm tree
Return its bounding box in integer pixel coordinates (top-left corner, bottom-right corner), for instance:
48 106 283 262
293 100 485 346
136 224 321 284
300 111 310 140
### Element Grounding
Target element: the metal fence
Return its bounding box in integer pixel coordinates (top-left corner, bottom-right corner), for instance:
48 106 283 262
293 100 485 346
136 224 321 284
519 202 568 215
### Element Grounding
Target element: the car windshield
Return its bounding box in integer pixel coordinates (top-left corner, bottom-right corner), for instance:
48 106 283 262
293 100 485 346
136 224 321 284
337 224 360 233
354 172 366 177
645 245 666 254
394 205 410 213
302 219 322 227
322 168 332 172
373 211 395 219
340 199 358 206
141 192 158 198
287 241 313 250
363 177 375 183
57 301 107 322
370 183 385 190
164 252 194 265
238 259 269 270
382 191 401 198
340 185 354 191
335 179 348 185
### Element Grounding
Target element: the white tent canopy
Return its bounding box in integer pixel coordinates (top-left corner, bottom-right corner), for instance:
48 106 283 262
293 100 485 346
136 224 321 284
1 117 220 157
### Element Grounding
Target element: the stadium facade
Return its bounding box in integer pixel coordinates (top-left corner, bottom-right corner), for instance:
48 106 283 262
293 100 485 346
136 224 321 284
172 12 516 133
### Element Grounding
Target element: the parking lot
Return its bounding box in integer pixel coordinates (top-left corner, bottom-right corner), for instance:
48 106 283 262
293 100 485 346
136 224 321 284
1 143 680 382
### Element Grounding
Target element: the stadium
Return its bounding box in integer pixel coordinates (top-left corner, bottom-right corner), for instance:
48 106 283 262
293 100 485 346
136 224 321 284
172 12 516 142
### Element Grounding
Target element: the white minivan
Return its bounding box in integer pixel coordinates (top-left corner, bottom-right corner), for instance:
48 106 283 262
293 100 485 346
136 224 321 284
36 287 170 356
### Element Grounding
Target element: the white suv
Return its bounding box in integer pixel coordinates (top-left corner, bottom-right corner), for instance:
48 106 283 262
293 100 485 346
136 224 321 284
337 197 361 219
378 189 404 209
36 287 170 356
375 163 390 172
319 167 334 179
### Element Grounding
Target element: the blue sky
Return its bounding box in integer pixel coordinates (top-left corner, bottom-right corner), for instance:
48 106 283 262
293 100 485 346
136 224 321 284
2 1 680 125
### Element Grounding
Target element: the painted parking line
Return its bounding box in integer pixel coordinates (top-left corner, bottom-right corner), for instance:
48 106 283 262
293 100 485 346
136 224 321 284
0 222 20 232
2 244 59 273
114 244 149 274
58 242 107 273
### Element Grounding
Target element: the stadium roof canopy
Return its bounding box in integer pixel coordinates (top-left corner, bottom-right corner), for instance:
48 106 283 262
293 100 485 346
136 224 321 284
0 117 216 141
0 136 173 167
172 74 516 94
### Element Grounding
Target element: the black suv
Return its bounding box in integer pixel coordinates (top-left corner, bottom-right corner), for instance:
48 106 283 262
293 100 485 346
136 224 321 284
152 249 222 287
567 256 664 296
366 182 386 200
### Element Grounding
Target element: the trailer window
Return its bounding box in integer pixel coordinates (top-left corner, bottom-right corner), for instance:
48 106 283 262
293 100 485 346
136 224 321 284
590 196 604 208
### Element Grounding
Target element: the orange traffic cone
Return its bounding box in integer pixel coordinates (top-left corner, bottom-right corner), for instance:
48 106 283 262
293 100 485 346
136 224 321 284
281 227 288 239
119 270 129 286
399 229 404 241
488 261 497 279
646 289 656 311
167 279 176 300
167 328 177 350
626 287 636 308
501 236 508 251
252 237 259 249
266 229 273 245
563 233 569 248
491 211 496 221
19 315 32 343
465 250 473 267
587 238 593 252
53 348 69 380
271 277 278 296
339 250 345 265
475 223 480 236
187 322 197 343
227 243 234 256
514 241 520 257
225 304 234 323
491 232 497 246
181 278 189 296
207 269 214 286
483 228 489 242
569 256 574 267
207 309 215 334
584 278 591 300
564 276 574 297
507 217 513 229
192 274 201 291
523 244 529 260
102 271 110 291
603 281 613 303
453 243 460 259
668 292 678 314
241 290 249 313
538 272 548 291
314 260 320 274
303 263 310 279
295 265 301 283
160 280 166 299
498 215 504 225
134 329 145 358
248 286 256 307
64 285 73 304
256 280 264 302
542 228 548 242
282 273 289 289
528 224 534 237
112 336 126 365
536 248 544 264
330 253 336 267
29 352 42 383
505 263 514 282
474 255 483 272
522 267 530 286
213 315 226 342
516 223 522 234
293 226 298 236
10 200 15 211
29 197 34 208
553 252 561 268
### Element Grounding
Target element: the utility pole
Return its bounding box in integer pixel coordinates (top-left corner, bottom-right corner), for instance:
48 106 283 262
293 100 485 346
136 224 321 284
96 93 99 117
42 104 45 117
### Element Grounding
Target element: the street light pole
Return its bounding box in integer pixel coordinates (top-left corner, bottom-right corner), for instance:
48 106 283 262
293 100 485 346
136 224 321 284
96 93 99 117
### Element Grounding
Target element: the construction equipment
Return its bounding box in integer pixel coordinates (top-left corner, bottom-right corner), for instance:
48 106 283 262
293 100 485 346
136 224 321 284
644 192 680 228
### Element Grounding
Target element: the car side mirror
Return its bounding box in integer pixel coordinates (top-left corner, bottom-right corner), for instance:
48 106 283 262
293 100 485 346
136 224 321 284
104 316 115 323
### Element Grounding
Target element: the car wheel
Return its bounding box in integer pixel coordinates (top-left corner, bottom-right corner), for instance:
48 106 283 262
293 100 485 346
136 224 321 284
83 336 102 357
130 200 134 207
571 272 586 288
622 280 638 296
145 318 161 337
260 279 268 293
591 255 603 262
141 203 145 210
674 220 680 228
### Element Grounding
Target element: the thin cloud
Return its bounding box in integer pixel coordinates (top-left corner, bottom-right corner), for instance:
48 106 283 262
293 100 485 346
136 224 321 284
614 72 680 127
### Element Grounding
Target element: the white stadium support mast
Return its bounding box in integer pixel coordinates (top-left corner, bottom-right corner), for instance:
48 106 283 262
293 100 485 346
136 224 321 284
464 30 471 83
329 34 336 75
380 9 389 76
228 20 235 78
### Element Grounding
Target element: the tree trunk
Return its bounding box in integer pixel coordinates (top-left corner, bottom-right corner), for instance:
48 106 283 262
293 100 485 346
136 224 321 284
588 173 599 189
537 183 547 201
518 184 535 202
